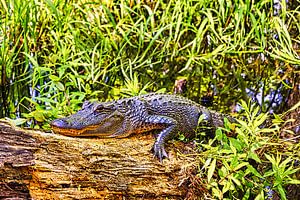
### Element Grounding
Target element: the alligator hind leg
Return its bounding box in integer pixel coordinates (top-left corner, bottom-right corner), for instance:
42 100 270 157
144 115 178 162
153 125 177 162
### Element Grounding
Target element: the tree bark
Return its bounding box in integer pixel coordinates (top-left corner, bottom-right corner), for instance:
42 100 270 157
0 120 201 200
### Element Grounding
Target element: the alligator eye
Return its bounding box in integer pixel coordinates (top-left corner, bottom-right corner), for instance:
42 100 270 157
94 104 105 112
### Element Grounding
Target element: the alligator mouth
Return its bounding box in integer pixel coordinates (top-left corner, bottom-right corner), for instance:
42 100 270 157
51 124 113 137
51 126 88 136
50 118 95 136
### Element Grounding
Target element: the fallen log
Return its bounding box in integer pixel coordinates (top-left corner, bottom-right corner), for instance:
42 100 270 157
0 120 203 199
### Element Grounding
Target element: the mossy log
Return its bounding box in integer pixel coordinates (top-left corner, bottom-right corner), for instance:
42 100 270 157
0 120 202 200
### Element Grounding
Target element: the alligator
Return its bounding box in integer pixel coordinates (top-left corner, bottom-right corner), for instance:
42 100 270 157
51 93 235 161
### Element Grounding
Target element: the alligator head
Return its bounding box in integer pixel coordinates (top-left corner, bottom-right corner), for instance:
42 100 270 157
51 101 124 137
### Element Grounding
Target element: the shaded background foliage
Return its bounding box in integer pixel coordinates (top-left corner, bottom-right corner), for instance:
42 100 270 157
0 0 299 127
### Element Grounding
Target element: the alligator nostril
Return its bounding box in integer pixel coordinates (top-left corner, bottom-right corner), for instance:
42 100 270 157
50 119 69 128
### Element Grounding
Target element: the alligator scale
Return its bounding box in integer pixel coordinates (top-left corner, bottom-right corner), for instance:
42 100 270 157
51 93 235 161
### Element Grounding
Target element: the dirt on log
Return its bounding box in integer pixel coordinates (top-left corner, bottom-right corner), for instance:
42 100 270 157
0 120 203 200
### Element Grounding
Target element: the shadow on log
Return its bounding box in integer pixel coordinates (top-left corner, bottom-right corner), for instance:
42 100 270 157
0 120 205 199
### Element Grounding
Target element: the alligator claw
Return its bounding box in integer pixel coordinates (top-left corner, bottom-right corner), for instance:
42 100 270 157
153 142 169 162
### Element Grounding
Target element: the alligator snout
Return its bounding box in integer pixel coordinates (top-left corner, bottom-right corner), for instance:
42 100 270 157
51 118 69 128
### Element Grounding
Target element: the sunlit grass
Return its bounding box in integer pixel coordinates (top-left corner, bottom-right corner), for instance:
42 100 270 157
1 0 299 115
0 0 298 116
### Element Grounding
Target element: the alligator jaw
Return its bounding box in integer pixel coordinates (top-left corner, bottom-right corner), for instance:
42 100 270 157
51 125 115 137
51 126 85 136
51 118 112 137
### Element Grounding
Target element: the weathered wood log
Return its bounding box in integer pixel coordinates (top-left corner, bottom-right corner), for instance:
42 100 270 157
0 120 203 199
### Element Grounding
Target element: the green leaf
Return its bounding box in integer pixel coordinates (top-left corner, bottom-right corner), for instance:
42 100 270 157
286 100 300 113
252 106 260 119
242 188 250 200
235 127 247 143
248 151 261 163
212 187 222 199
287 179 300 184
273 113 284 123
264 170 275 177
233 162 249 171
156 88 167 93
231 176 241 187
222 180 232 193
253 113 268 128
23 53 40 68
265 154 277 166
198 113 206 124
215 128 223 141
208 158 216 183
32 111 45 122
238 153 247 160
34 97 57 104
246 165 263 178
230 156 239 169
236 119 253 134
203 157 212 169
5 118 27 126
219 149 233 154
54 82 65 91
229 138 242 152
44 0 61 19
49 75 60 81
277 184 287 200
254 190 265 200
218 166 226 177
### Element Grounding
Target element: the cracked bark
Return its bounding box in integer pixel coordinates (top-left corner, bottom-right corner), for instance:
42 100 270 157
0 120 199 200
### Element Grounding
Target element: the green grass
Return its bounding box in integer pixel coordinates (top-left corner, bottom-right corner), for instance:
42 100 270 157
1 0 299 121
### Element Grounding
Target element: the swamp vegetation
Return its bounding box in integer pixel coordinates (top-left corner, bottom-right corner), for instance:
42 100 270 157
0 0 300 199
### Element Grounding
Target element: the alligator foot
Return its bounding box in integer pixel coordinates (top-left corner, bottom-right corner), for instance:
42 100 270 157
152 142 169 162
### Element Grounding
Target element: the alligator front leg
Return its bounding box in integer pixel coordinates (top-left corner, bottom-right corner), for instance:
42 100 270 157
144 115 178 162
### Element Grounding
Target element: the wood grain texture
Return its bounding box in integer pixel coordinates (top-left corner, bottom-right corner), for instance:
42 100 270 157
0 120 200 200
